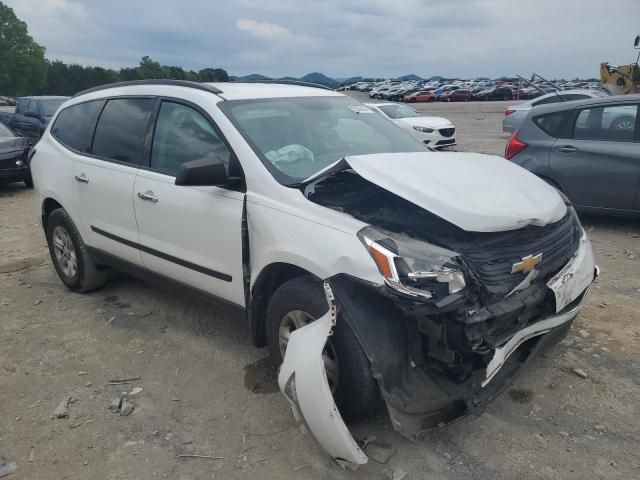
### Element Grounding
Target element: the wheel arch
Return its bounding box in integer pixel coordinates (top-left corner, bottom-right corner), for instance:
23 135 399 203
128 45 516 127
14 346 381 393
41 197 64 231
249 262 320 347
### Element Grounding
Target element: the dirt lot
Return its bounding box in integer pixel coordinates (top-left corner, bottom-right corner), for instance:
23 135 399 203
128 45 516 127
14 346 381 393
1 96 639 480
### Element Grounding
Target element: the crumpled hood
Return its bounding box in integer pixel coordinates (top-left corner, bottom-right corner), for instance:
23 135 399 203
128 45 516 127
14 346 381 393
304 152 567 232
0 136 29 161
397 116 453 129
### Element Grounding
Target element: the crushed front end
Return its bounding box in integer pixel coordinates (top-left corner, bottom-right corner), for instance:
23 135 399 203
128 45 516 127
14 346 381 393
299 171 598 441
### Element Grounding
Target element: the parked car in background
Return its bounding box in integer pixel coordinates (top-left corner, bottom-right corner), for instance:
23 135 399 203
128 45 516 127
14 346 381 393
6 96 69 141
506 94 640 215
439 89 473 102
365 102 456 148
404 90 437 103
0 122 32 188
0 96 17 106
474 87 513 101
503 89 608 133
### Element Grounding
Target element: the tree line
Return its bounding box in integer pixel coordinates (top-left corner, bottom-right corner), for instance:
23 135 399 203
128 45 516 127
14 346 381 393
0 2 228 97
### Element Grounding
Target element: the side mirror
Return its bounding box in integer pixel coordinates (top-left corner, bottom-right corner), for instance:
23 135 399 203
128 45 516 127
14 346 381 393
175 157 229 187
635 34 640 49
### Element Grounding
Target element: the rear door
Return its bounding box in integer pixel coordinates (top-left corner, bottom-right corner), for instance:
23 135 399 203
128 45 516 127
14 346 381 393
133 99 245 306
71 97 153 265
549 102 640 210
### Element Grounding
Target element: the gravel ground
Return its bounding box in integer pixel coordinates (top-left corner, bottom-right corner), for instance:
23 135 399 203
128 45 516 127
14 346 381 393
1 95 639 480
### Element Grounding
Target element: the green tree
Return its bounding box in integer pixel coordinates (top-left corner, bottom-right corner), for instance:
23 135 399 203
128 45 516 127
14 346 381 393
0 2 47 95
198 68 229 82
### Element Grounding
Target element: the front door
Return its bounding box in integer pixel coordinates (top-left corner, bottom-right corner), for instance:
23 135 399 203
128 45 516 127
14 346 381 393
550 103 640 211
133 100 245 306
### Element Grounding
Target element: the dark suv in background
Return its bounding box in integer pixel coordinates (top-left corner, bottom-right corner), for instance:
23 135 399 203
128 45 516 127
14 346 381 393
506 94 640 216
6 96 68 141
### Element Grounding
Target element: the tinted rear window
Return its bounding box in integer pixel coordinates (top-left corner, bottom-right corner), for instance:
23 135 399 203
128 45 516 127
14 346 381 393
92 98 153 163
533 111 571 137
51 100 105 153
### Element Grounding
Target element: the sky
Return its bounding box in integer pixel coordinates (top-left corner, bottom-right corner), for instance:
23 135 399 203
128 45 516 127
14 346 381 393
6 0 640 79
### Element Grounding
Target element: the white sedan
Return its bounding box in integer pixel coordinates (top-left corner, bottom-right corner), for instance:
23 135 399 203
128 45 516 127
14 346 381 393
365 102 456 149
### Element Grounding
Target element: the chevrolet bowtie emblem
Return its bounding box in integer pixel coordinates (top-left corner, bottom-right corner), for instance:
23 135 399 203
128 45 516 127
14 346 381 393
511 253 543 274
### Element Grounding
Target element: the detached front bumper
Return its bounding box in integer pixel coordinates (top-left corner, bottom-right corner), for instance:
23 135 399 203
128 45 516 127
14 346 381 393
278 234 597 465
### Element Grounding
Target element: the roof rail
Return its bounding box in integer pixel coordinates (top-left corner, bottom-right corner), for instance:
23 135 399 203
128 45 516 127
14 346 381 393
230 79 333 91
73 79 223 98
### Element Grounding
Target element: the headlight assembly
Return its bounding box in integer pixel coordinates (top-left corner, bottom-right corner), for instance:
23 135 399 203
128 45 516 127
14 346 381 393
357 226 465 301
413 126 434 133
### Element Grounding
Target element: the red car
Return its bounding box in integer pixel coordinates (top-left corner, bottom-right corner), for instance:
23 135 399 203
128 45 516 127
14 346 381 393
439 90 473 102
0 96 16 107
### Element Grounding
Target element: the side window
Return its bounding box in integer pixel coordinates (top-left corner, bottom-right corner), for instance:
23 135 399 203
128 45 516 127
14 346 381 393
92 98 153 163
533 96 561 107
573 104 638 142
533 110 571 137
150 102 231 175
51 100 105 153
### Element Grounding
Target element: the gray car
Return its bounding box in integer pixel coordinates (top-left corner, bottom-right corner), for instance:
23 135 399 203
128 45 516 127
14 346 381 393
506 94 640 216
502 89 608 133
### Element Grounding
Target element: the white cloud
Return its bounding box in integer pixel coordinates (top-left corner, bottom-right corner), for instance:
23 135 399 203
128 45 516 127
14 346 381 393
237 18 291 41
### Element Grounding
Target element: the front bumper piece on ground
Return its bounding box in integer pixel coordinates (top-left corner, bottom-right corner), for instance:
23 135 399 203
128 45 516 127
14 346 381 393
278 234 597 466
277 283 368 468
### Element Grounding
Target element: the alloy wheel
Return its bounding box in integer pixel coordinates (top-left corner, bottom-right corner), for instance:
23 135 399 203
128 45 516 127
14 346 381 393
52 226 78 279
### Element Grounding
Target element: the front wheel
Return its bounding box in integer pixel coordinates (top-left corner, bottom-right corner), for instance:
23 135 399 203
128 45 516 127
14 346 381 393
266 276 379 420
46 208 107 292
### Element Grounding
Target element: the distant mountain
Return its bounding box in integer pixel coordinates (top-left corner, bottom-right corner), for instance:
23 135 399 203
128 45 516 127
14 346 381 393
298 72 340 88
230 73 272 81
395 74 423 81
427 75 443 81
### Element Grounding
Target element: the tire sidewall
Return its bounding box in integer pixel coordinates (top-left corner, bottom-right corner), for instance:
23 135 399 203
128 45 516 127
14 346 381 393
46 209 90 292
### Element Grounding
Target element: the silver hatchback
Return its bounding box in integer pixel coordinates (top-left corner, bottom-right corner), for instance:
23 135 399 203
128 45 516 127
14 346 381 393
506 94 640 216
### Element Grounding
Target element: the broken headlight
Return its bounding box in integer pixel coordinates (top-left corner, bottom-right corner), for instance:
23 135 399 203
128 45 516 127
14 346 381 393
357 226 465 301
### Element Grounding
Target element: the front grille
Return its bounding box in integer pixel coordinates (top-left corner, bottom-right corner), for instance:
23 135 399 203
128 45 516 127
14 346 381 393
435 139 456 146
457 210 581 297
439 128 455 137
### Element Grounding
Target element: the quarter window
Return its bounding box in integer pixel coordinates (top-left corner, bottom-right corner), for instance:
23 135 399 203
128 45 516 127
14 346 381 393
533 111 571 138
150 102 230 175
92 98 153 163
573 104 638 142
51 100 105 153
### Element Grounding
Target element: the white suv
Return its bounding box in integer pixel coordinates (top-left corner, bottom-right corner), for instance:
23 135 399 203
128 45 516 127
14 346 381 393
32 80 597 467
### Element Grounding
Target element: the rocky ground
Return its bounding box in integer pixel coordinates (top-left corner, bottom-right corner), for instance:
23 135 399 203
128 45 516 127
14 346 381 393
0 98 639 479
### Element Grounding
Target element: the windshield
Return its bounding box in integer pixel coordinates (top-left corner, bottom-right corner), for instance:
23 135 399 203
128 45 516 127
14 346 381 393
42 100 66 117
220 96 428 184
378 104 421 119
0 122 14 138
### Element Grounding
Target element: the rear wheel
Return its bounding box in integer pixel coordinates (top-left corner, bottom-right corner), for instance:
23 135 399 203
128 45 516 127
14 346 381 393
46 208 107 292
611 116 635 131
266 276 378 420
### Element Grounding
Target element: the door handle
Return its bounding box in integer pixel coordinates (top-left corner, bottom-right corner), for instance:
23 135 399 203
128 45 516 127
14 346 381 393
137 190 158 203
74 173 89 184
555 145 578 154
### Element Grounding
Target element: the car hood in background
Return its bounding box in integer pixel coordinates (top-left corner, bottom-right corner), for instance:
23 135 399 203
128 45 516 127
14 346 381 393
0 136 29 161
397 116 453 129
303 152 567 233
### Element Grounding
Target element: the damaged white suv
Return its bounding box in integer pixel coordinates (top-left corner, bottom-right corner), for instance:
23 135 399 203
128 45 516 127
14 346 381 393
32 80 597 467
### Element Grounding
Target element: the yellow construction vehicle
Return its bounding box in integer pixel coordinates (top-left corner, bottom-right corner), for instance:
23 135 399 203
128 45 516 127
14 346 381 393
600 34 640 95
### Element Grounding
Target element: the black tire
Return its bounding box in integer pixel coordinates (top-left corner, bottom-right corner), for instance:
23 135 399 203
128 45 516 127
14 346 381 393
24 172 33 188
46 208 107 293
266 276 378 420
